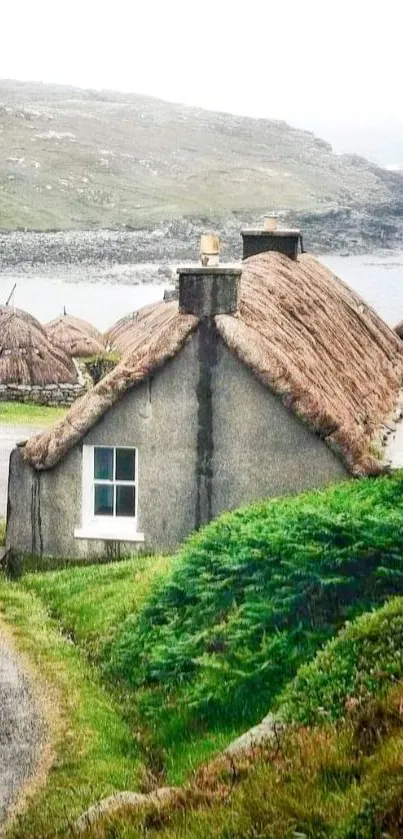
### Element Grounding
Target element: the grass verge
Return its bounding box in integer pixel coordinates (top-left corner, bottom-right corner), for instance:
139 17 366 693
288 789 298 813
0 562 168 839
0 401 67 426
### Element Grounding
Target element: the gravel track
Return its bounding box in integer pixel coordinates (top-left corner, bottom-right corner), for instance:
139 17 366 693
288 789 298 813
0 631 42 829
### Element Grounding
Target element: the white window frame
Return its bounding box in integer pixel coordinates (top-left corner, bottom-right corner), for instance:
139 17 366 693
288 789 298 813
74 444 144 542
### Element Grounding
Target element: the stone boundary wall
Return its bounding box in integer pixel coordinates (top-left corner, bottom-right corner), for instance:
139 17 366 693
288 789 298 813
0 359 89 407
0 382 86 406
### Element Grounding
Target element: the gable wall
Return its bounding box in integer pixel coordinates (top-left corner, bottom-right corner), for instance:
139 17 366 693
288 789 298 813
7 327 347 560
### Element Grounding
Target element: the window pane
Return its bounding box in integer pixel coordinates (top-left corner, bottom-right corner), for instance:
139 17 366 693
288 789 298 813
94 484 114 516
116 485 136 517
116 448 135 482
94 447 113 480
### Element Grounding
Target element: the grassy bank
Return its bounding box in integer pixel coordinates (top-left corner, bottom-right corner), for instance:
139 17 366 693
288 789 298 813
0 556 170 839
78 686 403 839
104 474 403 758
0 402 66 426
79 596 403 839
3 474 403 836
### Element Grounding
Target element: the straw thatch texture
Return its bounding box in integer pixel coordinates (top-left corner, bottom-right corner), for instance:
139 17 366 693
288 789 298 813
0 305 77 386
394 320 403 340
23 252 403 474
46 314 105 357
105 302 177 356
25 310 199 469
216 253 403 475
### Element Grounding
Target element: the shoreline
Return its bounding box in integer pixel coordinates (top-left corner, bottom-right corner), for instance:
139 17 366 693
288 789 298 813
2 204 403 271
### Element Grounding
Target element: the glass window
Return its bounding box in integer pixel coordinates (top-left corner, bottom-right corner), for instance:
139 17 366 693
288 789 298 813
94 484 114 516
116 448 135 482
94 447 113 480
93 446 137 519
116 485 136 517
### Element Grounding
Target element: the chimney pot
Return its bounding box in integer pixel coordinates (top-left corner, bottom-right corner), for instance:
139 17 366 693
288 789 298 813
263 215 278 231
200 233 221 267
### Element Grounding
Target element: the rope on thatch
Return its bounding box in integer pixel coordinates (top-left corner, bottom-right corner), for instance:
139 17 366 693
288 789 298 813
23 252 403 473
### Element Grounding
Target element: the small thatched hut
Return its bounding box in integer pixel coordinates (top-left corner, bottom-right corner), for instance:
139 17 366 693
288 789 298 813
7 233 403 563
0 305 77 386
46 313 104 358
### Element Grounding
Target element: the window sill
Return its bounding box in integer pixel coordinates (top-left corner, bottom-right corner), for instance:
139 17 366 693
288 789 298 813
74 527 145 543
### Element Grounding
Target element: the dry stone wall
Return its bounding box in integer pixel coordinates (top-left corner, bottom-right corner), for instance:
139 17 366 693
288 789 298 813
0 381 86 406
0 359 88 406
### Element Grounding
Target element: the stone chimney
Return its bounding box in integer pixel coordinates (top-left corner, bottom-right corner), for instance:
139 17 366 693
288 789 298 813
241 216 301 260
178 235 241 317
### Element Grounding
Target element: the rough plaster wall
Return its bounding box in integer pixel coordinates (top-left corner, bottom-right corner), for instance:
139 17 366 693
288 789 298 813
85 335 199 551
211 340 347 516
7 334 199 558
7 328 347 561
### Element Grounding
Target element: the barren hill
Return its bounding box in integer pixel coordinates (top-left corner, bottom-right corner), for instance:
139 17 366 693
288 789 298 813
1 79 403 238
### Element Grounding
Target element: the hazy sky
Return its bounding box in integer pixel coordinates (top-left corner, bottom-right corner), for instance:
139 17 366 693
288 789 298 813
2 0 402 142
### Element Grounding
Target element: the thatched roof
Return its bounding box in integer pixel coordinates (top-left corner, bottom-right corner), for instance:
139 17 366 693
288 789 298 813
104 303 175 355
24 252 403 474
0 305 78 385
46 314 105 357
394 320 403 340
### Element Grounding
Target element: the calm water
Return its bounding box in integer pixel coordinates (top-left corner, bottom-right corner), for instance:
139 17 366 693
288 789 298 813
0 252 402 331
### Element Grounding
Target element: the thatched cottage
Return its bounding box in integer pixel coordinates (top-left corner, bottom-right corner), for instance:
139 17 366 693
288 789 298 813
46 312 105 358
0 304 86 405
6 230 403 561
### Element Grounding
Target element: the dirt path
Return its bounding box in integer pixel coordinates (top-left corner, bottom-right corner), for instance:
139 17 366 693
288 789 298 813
0 630 42 829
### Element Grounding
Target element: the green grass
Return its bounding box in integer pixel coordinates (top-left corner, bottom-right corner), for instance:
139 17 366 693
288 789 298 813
76 598 403 839
0 580 141 839
22 555 172 658
279 596 403 726
0 556 171 838
17 474 403 785
77 689 403 839
0 519 5 546
0 401 67 426
4 475 403 836
104 474 403 757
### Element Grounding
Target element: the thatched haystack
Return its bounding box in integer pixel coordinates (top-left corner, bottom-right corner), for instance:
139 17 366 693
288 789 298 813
25 252 403 474
46 313 104 358
0 305 77 385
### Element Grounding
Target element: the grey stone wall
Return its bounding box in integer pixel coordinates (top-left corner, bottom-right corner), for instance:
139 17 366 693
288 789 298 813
6 328 347 562
0 382 86 406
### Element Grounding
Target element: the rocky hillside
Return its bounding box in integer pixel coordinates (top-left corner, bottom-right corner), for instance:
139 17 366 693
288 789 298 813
1 79 403 247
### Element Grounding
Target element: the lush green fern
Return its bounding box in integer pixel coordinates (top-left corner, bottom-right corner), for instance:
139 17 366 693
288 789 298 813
280 596 403 725
106 474 403 740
